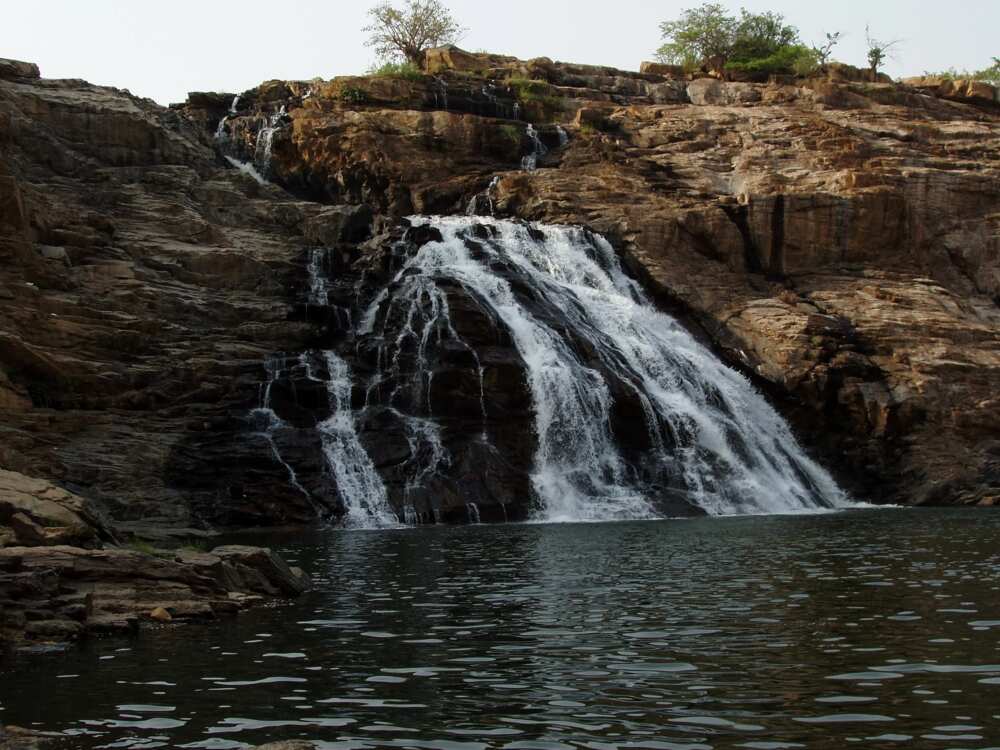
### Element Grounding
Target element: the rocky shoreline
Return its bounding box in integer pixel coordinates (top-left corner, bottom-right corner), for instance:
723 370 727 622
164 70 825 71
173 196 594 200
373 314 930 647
0 468 309 647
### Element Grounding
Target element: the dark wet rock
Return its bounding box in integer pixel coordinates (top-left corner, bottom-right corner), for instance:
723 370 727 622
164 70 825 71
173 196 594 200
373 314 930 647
0 542 309 646
303 204 374 245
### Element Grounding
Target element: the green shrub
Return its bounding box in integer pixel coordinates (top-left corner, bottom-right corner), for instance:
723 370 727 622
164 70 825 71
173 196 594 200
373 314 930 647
656 4 799 67
923 58 1000 85
125 540 158 556
498 123 523 145
368 61 425 81
339 86 369 104
507 77 552 101
507 77 563 121
725 44 818 76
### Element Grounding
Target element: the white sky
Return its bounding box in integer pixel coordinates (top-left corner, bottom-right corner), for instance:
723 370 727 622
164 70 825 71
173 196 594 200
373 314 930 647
3 0 997 105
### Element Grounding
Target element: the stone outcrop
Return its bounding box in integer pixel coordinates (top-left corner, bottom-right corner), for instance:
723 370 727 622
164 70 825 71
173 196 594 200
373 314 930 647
0 468 310 645
0 62 344 529
902 75 999 106
0 469 113 548
0 44 998 563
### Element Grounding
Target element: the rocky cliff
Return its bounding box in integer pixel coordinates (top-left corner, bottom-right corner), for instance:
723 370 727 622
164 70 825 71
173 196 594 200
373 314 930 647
1 45 998 569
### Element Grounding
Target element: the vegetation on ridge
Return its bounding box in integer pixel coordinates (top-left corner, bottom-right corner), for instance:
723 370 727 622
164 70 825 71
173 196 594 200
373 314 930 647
923 57 1000 85
368 60 426 80
654 3 818 76
354 1 995 87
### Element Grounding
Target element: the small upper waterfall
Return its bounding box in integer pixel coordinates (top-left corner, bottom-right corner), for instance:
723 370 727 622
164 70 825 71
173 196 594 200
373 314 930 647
521 124 547 171
214 95 240 141
254 105 286 177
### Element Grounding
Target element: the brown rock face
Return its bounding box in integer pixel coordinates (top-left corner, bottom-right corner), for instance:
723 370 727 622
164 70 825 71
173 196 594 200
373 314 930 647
0 469 112 548
191 48 999 508
0 62 345 530
0 44 998 562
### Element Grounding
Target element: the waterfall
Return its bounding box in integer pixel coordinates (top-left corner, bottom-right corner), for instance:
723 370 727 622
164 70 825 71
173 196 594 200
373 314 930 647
521 124 547 171
384 217 848 520
556 125 569 147
254 105 286 176
307 248 330 306
432 77 449 110
318 352 399 529
214 95 240 141
465 175 501 217
216 95 270 185
249 356 312 503
270 215 849 526
223 156 268 185
300 249 397 529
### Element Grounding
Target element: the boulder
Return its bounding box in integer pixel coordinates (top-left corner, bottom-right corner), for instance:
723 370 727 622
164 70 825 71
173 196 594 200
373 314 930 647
639 61 687 78
302 204 374 245
687 78 762 105
149 606 172 621
648 81 690 104
0 470 112 548
0 60 39 81
424 45 517 74
574 106 616 130
903 76 999 105
181 545 311 596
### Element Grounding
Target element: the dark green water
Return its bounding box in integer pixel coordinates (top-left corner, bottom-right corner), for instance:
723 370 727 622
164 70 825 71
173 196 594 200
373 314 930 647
2 509 1000 749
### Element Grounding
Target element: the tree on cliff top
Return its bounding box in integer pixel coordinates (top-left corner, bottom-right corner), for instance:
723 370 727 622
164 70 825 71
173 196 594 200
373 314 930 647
655 3 799 70
364 1 466 68
865 25 901 77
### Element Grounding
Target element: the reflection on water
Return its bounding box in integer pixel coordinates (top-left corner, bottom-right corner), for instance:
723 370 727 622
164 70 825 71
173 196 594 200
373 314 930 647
2 509 1000 749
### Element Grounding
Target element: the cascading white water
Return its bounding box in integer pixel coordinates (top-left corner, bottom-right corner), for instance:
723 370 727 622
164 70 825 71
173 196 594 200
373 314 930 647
224 156 268 185
318 351 399 529
383 216 850 521
466 176 501 217
307 248 330 306
214 95 240 141
253 105 286 176
391 408 451 523
521 124 547 171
